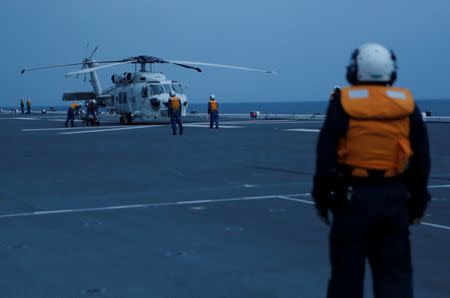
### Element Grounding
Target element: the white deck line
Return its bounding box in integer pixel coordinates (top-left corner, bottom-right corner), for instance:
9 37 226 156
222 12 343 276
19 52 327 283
277 194 450 232
283 128 320 132
59 126 161 134
0 193 307 219
421 222 450 230
22 125 127 132
428 184 450 189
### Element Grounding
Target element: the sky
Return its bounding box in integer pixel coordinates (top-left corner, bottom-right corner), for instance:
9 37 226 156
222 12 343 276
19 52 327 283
1 0 449 106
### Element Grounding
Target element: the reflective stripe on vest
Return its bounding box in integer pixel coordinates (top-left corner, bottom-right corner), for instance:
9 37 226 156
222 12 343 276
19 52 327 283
209 100 218 111
338 86 415 177
169 97 181 110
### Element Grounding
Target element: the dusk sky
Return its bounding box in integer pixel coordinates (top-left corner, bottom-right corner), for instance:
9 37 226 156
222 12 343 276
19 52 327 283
1 0 449 106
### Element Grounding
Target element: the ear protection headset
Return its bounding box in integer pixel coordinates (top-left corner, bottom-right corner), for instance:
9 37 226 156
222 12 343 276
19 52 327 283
346 49 360 85
346 47 398 85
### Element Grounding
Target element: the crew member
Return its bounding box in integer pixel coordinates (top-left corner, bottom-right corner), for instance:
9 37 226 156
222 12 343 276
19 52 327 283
208 95 219 129
19 98 25 114
87 99 98 120
312 43 430 298
167 91 183 135
26 98 31 114
65 102 80 127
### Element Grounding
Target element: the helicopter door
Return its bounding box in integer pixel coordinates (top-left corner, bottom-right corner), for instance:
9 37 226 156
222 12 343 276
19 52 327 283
117 91 130 112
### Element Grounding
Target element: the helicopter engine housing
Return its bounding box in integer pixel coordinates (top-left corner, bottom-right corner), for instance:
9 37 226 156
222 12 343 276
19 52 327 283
111 74 123 84
124 72 134 83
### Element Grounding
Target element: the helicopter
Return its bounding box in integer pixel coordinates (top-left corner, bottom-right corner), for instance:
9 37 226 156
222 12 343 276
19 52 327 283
21 49 278 124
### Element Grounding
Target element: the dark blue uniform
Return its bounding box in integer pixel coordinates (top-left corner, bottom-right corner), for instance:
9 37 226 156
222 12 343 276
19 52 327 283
312 89 430 298
168 97 183 135
208 100 219 129
65 103 79 127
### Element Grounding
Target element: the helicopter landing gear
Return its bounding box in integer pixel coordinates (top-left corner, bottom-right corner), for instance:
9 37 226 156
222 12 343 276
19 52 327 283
120 113 133 125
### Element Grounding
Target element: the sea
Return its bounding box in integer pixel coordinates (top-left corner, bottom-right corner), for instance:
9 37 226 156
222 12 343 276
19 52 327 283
2 99 450 116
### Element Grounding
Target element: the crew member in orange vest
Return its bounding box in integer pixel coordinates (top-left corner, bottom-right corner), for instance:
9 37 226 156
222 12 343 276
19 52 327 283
208 95 219 129
312 43 430 298
65 102 80 127
26 98 32 114
20 98 25 114
167 91 183 135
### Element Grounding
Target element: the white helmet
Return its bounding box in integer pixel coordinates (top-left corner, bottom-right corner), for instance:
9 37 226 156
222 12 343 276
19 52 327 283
91 99 97 105
346 43 397 85
209 95 216 100
169 91 176 97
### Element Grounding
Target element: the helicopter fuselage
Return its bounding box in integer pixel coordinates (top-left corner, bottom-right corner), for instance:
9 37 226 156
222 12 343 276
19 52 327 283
102 71 188 122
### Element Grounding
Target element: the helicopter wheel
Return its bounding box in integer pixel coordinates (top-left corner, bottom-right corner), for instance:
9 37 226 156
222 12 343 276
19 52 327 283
119 115 125 125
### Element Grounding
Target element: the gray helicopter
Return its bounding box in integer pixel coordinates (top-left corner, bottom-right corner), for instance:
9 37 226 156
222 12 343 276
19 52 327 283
21 49 277 124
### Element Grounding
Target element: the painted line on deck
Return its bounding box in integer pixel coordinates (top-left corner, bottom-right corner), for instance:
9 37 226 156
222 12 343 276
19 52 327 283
278 195 314 204
59 126 162 135
183 124 243 129
428 184 450 189
223 120 322 125
277 194 450 232
23 125 132 132
47 119 118 123
283 128 320 132
421 222 450 230
0 193 307 219
0 117 40 120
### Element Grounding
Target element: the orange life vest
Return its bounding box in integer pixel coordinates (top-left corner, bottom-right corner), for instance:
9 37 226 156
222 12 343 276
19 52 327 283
169 97 181 110
209 100 218 112
337 86 415 177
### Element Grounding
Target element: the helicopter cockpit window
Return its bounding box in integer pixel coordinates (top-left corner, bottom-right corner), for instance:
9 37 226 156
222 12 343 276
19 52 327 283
149 84 164 96
172 83 183 94
163 84 173 94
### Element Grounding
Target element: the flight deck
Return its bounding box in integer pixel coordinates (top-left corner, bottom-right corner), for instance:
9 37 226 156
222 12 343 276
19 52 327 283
0 113 449 298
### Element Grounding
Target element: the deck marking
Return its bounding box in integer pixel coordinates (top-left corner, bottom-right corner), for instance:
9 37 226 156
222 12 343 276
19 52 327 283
0 193 307 219
22 126 128 132
283 128 320 132
0 117 40 121
59 126 161 135
421 222 450 230
47 119 118 123
183 124 243 128
278 195 450 232
220 120 323 126
428 184 450 189
278 195 314 204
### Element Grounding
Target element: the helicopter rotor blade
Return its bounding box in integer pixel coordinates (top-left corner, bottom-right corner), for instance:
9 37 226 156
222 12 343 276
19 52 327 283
167 60 278 75
89 45 99 59
169 62 202 72
65 60 135 77
75 64 87 79
21 62 88 74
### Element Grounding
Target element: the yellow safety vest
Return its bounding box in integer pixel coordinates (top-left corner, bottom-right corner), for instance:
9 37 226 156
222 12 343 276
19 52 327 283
337 86 415 177
209 100 218 112
169 97 181 110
